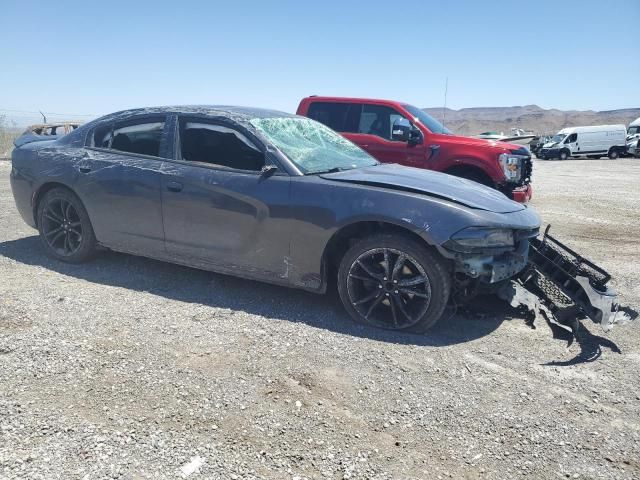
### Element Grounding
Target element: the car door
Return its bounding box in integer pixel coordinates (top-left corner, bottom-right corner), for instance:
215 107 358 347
160 116 291 281
75 115 169 256
342 104 425 168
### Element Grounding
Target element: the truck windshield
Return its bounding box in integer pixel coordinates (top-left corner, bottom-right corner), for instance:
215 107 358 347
250 117 378 174
402 104 452 135
628 126 640 135
551 134 566 143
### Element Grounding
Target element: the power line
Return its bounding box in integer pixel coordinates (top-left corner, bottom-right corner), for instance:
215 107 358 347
0 108 96 117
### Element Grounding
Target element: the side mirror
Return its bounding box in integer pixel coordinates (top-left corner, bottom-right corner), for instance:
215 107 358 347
408 126 423 145
391 118 411 142
260 164 278 176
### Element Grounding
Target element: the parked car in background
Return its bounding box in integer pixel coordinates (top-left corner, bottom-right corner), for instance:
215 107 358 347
626 117 640 157
529 135 551 157
14 122 81 148
297 97 533 203
10 105 540 333
538 125 627 160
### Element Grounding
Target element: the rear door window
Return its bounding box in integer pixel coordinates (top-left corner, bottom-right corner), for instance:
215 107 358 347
90 118 167 158
307 102 359 133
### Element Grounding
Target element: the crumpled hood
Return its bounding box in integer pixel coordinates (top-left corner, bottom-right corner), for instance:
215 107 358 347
320 164 525 214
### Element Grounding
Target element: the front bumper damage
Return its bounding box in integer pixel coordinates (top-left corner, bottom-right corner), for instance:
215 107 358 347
453 239 529 284
501 226 633 337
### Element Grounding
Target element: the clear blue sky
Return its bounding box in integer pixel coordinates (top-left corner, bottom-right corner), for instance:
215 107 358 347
1 0 638 124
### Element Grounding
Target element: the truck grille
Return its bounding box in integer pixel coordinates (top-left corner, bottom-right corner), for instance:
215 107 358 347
521 154 532 185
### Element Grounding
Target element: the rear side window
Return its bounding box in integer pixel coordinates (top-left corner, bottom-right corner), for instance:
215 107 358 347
90 119 166 157
307 102 359 132
179 119 264 171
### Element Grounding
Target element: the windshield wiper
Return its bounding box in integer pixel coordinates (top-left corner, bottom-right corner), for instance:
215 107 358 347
306 167 349 175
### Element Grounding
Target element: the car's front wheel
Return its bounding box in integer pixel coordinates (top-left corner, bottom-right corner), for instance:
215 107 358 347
37 187 97 263
337 234 451 333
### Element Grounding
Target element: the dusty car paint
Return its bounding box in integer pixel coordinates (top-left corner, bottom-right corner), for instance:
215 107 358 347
10 106 540 294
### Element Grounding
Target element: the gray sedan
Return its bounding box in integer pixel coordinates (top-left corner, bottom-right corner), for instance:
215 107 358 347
10 106 540 332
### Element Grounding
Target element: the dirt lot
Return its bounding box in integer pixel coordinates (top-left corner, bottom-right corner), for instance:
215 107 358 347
0 158 639 479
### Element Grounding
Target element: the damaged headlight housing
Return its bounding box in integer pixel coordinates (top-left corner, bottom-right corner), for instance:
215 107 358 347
447 227 515 252
498 153 526 182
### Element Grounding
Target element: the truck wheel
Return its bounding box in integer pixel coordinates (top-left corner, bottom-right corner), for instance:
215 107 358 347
337 234 451 333
559 150 570 160
608 148 619 159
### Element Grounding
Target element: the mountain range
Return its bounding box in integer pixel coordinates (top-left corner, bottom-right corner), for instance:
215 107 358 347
422 105 640 136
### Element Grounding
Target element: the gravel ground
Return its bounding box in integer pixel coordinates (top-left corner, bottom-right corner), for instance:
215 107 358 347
0 158 639 479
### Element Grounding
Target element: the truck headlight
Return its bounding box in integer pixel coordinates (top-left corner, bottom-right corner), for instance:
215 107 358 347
498 153 525 182
449 227 515 251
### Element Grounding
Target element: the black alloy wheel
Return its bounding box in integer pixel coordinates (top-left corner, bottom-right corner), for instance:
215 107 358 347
337 234 451 333
37 188 97 263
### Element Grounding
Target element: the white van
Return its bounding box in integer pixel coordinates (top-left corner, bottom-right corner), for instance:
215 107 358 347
538 124 627 160
626 117 640 156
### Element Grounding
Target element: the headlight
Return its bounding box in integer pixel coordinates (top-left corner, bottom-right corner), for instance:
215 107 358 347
498 153 526 182
449 227 515 251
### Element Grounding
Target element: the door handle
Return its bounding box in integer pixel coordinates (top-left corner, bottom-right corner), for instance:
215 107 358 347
78 166 91 173
166 181 183 192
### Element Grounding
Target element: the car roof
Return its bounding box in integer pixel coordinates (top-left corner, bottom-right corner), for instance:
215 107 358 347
97 105 296 124
300 96 408 108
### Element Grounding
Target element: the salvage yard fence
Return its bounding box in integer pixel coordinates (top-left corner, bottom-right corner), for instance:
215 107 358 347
0 115 19 160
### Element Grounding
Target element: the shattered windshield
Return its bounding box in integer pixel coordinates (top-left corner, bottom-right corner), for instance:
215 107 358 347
250 117 378 174
550 134 566 143
403 104 452 135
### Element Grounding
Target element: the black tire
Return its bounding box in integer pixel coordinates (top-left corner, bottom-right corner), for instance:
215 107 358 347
608 148 619 159
37 187 97 263
559 149 570 160
337 234 451 333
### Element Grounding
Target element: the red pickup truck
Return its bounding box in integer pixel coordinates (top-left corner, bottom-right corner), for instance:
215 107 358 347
297 96 533 202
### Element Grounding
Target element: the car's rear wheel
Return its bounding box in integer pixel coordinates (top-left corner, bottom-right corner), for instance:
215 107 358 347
337 234 451 333
37 188 97 263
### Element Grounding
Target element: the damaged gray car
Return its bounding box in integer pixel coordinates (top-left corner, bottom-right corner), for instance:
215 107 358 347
10 106 542 332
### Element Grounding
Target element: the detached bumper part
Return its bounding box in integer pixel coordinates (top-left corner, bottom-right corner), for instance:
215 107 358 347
521 227 618 332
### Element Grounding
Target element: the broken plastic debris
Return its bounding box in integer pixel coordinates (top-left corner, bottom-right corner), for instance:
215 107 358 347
180 456 204 478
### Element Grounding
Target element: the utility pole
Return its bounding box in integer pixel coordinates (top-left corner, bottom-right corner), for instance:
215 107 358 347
442 77 448 127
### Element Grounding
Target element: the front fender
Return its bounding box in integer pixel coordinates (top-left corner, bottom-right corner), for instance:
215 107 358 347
286 176 534 292
447 156 504 182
